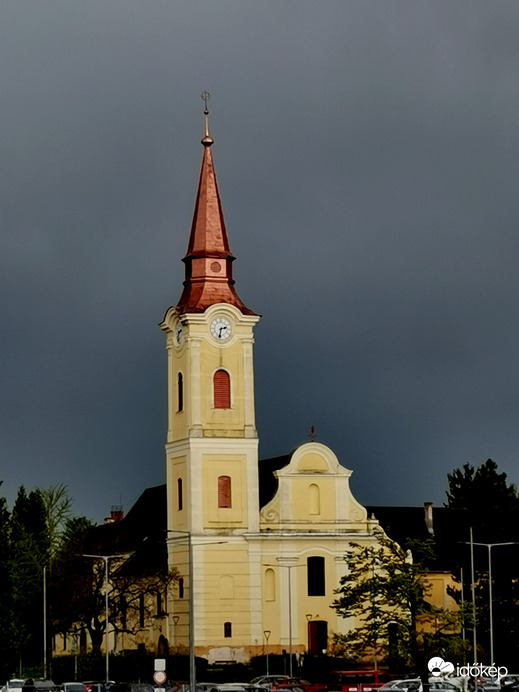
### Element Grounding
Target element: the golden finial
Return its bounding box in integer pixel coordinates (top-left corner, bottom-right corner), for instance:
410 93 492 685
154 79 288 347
201 90 213 146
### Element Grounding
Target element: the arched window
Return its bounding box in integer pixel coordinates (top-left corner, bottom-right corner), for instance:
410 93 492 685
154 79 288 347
218 475 231 508
177 478 183 511
213 369 230 409
307 556 325 596
120 596 127 628
158 634 169 657
177 372 183 412
224 622 232 638
139 594 145 627
265 568 276 602
79 629 87 655
309 483 320 515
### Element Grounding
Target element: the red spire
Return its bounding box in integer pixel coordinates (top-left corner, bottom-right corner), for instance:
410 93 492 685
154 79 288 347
176 106 255 316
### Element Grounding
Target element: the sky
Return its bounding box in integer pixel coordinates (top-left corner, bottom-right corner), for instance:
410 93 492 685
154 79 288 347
2 1 519 524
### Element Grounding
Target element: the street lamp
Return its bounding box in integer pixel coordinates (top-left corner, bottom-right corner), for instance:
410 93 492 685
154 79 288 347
166 531 195 692
83 553 132 684
263 562 305 677
264 630 271 675
471 541 519 663
167 530 228 692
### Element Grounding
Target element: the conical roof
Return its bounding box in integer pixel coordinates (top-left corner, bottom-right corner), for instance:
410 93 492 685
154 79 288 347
176 117 255 315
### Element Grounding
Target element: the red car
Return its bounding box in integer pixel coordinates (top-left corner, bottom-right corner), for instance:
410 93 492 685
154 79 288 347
326 671 392 692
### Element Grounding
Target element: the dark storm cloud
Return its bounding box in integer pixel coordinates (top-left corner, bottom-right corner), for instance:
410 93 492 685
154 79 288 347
1 1 519 521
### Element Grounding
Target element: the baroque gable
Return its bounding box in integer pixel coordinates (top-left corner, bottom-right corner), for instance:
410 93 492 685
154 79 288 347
259 442 373 532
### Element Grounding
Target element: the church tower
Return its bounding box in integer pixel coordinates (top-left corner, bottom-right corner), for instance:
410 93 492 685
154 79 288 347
161 103 262 654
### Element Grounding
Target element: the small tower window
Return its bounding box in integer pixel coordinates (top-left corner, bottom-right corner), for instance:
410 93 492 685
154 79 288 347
224 621 232 638
213 369 231 409
218 475 231 508
178 577 184 599
177 372 184 412
177 478 183 511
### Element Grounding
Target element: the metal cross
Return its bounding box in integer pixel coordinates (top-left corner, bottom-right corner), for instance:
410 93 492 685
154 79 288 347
201 90 211 113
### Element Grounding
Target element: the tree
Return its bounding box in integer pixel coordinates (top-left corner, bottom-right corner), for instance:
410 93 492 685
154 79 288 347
332 534 468 681
37 484 73 561
446 458 519 665
446 459 519 542
9 487 49 669
48 516 95 649
0 488 13 681
49 521 179 654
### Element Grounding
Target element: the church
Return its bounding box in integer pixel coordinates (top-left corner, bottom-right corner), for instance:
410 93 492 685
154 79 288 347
158 108 389 663
53 108 461 665
51 107 462 666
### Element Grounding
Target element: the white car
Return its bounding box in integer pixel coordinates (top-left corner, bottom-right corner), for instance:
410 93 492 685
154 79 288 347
61 684 87 692
2 681 26 692
383 680 461 692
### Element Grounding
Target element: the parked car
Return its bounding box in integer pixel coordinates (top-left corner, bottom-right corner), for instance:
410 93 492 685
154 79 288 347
327 671 392 692
2 680 26 692
22 681 57 692
379 682 417 692
84 682 114 692
382 680 462 692
209 686 266 692
61 684 87 692
250 679 309 691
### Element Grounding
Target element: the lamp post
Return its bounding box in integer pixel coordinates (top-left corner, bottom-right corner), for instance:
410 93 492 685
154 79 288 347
305 615 312 656
43 566 47 678
264 630 271 675
471 541 518 664
172 614 180 644
166 531 195 692
72 625 79 681
264 562 305 677
83 553 132 684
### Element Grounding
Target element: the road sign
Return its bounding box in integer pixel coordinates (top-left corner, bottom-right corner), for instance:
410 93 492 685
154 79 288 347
153 671 167 685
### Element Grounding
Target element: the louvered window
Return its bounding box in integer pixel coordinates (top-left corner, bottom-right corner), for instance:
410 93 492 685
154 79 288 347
139 594 145 627
213 369 230 408
218 475 232 508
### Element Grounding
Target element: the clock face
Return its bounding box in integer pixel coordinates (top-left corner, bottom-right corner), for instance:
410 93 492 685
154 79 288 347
210 317 232 341
174 321 184 344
